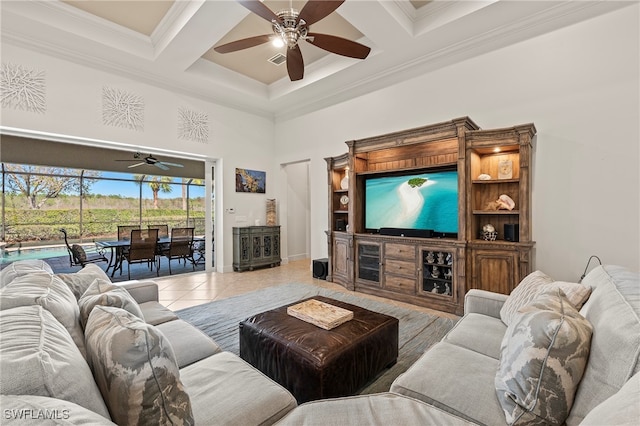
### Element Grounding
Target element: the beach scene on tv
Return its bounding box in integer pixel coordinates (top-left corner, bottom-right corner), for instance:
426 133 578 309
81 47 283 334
365 170 458 233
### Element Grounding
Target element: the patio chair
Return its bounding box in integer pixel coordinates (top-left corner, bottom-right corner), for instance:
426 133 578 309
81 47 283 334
160 227 195 274
60 228 107 268
115 225 140 275
148 224 169 239
125 228 159 280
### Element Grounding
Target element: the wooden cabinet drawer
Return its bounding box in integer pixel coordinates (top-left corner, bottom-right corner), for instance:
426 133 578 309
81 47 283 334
384 275 416 294
385 243 415 260
384 259 415 277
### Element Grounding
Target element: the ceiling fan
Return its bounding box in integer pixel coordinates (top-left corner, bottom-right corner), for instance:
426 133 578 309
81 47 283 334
214 0 370 81
116 153 184 171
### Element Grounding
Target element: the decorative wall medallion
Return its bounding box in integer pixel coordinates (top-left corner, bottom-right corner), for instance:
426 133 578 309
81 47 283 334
0 62 46 114
102 86 144 131
178 107 209 143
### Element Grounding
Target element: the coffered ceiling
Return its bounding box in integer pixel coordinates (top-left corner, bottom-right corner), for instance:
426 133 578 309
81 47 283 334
1 1 629 120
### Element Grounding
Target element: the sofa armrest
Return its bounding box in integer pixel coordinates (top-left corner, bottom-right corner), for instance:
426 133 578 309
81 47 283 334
116 280 159 303
464 289 508 319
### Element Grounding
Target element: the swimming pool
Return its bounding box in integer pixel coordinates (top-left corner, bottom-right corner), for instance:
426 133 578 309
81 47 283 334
1 245 69 263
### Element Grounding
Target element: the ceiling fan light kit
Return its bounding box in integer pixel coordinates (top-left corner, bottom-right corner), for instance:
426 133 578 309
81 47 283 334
214 0 370 82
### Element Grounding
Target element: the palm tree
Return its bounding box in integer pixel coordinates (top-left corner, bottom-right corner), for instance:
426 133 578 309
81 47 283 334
135 175 173 209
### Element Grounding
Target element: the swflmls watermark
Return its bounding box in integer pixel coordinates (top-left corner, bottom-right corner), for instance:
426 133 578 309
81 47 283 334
4 409 71 420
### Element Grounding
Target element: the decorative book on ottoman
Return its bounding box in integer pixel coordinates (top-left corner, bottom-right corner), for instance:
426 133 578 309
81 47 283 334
287 299 353 330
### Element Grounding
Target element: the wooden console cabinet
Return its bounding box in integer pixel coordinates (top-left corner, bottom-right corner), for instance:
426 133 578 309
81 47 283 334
325 117 536 315
233 226 281 272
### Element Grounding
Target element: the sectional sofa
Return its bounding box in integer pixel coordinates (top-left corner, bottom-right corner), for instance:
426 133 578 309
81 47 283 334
0 259 638 425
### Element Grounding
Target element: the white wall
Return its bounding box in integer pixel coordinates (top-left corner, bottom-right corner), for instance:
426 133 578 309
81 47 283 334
274 5 640 280
1 44 277 272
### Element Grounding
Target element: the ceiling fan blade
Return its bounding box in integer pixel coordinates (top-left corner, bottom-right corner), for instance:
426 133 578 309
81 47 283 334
306 33 371 59
237 0 282 24
298 0 344 26
287 45 304 81
127 162 145 168
159 162 184 168
154 162 170 171
214 34 273 54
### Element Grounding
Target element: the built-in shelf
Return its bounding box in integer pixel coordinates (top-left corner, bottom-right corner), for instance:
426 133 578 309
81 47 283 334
473 210 520 215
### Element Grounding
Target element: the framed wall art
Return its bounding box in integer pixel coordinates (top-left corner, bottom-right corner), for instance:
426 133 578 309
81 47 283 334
235 168 266 193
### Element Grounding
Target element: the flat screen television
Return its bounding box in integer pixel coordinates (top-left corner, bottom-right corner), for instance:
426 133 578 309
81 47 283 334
364 168 458 235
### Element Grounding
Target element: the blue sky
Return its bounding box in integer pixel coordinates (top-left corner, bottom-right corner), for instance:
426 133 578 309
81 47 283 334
89 171 205 199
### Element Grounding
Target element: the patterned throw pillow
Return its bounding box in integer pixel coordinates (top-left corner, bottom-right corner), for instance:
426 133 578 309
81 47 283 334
495 288 593 425
500 270 591 325
78 278 144 329
84 306 194 426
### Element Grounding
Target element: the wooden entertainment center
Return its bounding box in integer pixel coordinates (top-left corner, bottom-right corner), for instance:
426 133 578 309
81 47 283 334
325 117 536 315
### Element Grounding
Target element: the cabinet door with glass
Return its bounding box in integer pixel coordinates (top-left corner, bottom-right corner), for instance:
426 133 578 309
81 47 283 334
355 241 381 287
418 248 455 298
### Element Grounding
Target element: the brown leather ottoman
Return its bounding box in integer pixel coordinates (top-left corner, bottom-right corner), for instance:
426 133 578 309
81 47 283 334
239 296 399 403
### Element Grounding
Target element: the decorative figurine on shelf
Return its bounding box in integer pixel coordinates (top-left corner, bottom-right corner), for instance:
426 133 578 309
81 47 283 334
431 265 440 278
482 224 498 241
477 173 492 180
444 283 451 295
498 160 513 179
484 194 516 211
426 251 435 264
437 252 445 264
446 253 453 265
444 269 452 279
340 169 349 190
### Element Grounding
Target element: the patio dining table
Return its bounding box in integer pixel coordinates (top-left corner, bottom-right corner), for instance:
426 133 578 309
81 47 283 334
97 236 203 277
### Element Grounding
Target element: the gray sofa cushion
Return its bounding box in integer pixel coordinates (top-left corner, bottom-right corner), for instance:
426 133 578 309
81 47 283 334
275 393 476 425
0 394 116 425
580 371 640 426
180 351 297 426
0 273 86 357
568 265 640 425
495 288 592 426
0 259 53 288
56 263 111 300
78 278 144 328
390 341 504 425
443 312 506 359
84 306 194 426
139 301 179 325
0 305 110 419
156 319 221 368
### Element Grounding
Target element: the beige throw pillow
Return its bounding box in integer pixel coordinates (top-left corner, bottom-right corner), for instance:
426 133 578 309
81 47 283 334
0 305 111 419
0 273 86 357
500 270 591 325
495 288 593 425
56 263 112 300
0 259 53 288
84 306 194 426
78 278 144 329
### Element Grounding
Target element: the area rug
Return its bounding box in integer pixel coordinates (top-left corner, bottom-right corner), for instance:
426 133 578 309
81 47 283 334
175 283 458 394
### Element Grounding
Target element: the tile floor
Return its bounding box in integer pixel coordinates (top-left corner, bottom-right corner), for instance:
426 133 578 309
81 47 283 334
155 259 459 320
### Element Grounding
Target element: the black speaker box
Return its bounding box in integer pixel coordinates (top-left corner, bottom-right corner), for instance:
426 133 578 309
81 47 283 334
379 227 433 238
504 224 519 242
313 258 329 280
335 219 346 232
